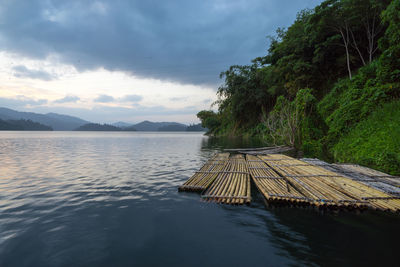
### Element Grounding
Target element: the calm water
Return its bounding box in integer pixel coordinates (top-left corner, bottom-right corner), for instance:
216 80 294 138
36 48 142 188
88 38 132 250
0 132 398 267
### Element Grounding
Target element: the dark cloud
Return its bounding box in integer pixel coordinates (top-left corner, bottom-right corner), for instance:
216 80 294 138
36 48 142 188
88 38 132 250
12 65 55 81
54 95 80 103
0 0 323 86
94 94 114 103
121 94 143 102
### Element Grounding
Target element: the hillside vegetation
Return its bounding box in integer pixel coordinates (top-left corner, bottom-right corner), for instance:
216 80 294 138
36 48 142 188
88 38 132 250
197 0 400 175
0 119 53 131
75 123 134 131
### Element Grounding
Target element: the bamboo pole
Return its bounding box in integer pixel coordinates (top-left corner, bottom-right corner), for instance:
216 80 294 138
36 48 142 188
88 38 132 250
202 154 251 205
260 154 400 212
179 153 229 192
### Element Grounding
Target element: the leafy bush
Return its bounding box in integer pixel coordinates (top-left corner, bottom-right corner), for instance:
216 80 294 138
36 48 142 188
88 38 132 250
333 100 400 175
318 61 400 148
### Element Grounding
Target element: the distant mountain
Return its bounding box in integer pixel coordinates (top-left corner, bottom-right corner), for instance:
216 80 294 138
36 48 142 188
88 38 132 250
45 112 89 127
158 124 187 131
75 123 137 131
132 120 187 131
186 123 207 132
0 107 89 130
0 119 53 131
0 107 202 132
111 121 133 128
123 125 138 131
75 123 122 131
131 120 169 131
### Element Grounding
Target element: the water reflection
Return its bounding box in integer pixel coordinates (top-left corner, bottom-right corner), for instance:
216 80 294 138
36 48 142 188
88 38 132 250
0 132 398 266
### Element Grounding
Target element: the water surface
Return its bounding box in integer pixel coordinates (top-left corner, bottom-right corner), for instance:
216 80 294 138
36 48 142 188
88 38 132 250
0 132 398 266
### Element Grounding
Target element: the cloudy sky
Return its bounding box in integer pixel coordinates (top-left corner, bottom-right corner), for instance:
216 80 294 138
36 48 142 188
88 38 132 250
0 0 322 124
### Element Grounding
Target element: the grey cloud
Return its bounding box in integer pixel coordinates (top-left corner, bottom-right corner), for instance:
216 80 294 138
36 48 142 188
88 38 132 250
0 0 323 86
121 94 143 102
169 97 187 102
12 65 56 81
54 95 80 103
94 94 114 103
0 96 47 109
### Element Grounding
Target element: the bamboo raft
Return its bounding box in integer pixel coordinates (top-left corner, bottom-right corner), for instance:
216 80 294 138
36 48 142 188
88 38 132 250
179 153 400 213
246 154 307 205
336 164 400 188
202 154 251 204
259 154 364 209
301 158 400 196
224 145 287 152
242 146 293 155
260 154 400 211
178 153 229 192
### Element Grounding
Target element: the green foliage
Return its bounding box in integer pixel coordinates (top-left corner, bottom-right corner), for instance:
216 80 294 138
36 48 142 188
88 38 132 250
334 101 400 175
295 88 327 157
378 0 400 83
265 95 297 146
319 62 400 146
199 0 400 174
217 63 275 130
196 110 221 134
264 89 327 157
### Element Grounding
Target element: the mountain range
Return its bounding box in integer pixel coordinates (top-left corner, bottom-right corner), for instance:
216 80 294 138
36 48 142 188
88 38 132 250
0 107 206 131
0 107 89 130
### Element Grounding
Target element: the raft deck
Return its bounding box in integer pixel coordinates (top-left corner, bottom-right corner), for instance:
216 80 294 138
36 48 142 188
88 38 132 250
301 158 400 196
202 154 251 204
246 154 306 205
179 153 400 212
178 153 229 192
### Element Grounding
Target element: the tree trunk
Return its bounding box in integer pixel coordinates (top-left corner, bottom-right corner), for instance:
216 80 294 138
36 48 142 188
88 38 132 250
350 29 366 66
339 26 352 80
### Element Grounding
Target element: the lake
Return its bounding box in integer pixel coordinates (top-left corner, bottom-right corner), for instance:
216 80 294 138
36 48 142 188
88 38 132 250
0 131 398 266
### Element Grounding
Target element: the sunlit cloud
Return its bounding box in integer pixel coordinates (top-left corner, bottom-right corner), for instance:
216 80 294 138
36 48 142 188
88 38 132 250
0 52 217 123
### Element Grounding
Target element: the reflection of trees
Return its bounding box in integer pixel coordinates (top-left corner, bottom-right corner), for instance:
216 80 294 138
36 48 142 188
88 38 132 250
253 205 399 266
214 188 399 266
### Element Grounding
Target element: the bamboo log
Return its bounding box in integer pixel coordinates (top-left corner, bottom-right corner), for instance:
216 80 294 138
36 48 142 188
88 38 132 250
202 154 251 205
179 153 229 192
261 154 400 212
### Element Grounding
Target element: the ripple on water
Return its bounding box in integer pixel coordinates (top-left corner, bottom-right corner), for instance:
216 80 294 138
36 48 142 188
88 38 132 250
0 132 399 267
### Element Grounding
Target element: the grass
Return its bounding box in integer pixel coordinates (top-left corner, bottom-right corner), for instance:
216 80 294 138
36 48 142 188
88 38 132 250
333 100 400 175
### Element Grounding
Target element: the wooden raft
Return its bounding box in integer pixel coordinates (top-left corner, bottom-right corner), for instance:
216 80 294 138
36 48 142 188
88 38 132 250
301 158 400 197
224 145 293 155
179 153 400 212
246 154 306 204
259 154 362 209
178 153 229 192
202 154 251 205
262 154 400 212
335 163 400 189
